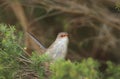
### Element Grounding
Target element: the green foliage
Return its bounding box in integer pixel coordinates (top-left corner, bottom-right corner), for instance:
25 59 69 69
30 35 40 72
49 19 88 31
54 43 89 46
0 23 120 79
105 61 120 79
0 24 23 79
50 58 101 79
115 1 120 11
0 24 50 79
30 53 50 79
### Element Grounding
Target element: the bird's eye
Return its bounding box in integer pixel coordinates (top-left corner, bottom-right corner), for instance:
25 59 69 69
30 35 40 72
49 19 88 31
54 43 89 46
60 34 68 37
61 35 66 37
60 34 64 37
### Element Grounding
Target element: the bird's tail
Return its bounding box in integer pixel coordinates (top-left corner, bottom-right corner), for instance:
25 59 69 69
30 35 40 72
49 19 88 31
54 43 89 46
27 32 46 50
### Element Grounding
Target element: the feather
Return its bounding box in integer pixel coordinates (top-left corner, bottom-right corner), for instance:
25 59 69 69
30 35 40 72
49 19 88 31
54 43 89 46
27 32 46 50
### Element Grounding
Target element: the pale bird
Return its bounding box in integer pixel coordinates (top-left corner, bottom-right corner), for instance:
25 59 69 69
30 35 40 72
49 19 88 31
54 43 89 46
27 32 69 61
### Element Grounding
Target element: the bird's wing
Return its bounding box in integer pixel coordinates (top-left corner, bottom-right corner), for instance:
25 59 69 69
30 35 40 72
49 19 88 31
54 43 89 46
27 32 46 50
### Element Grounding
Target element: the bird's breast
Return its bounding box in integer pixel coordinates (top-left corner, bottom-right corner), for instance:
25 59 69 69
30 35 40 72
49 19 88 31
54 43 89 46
46 37 68 60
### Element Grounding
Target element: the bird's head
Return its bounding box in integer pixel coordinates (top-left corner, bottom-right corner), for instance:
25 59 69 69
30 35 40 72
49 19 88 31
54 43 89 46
54 32 69 45
57 32 68 39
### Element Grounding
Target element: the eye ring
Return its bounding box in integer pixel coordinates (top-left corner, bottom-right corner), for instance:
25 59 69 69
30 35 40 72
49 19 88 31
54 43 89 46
60 35 64 37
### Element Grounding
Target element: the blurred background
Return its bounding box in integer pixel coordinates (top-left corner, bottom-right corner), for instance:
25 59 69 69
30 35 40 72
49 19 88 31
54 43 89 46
0 0 120 63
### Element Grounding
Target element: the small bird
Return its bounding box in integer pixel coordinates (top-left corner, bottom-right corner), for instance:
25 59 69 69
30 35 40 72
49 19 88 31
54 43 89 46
27 32 69 61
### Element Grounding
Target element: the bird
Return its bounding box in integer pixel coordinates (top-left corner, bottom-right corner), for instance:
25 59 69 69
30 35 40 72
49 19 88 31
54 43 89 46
27 32 69 61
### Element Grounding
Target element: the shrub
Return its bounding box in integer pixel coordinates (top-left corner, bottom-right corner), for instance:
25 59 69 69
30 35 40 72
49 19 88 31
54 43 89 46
0 24 23 79
105 61 120 79
50 58 101 79
0 24 120 79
